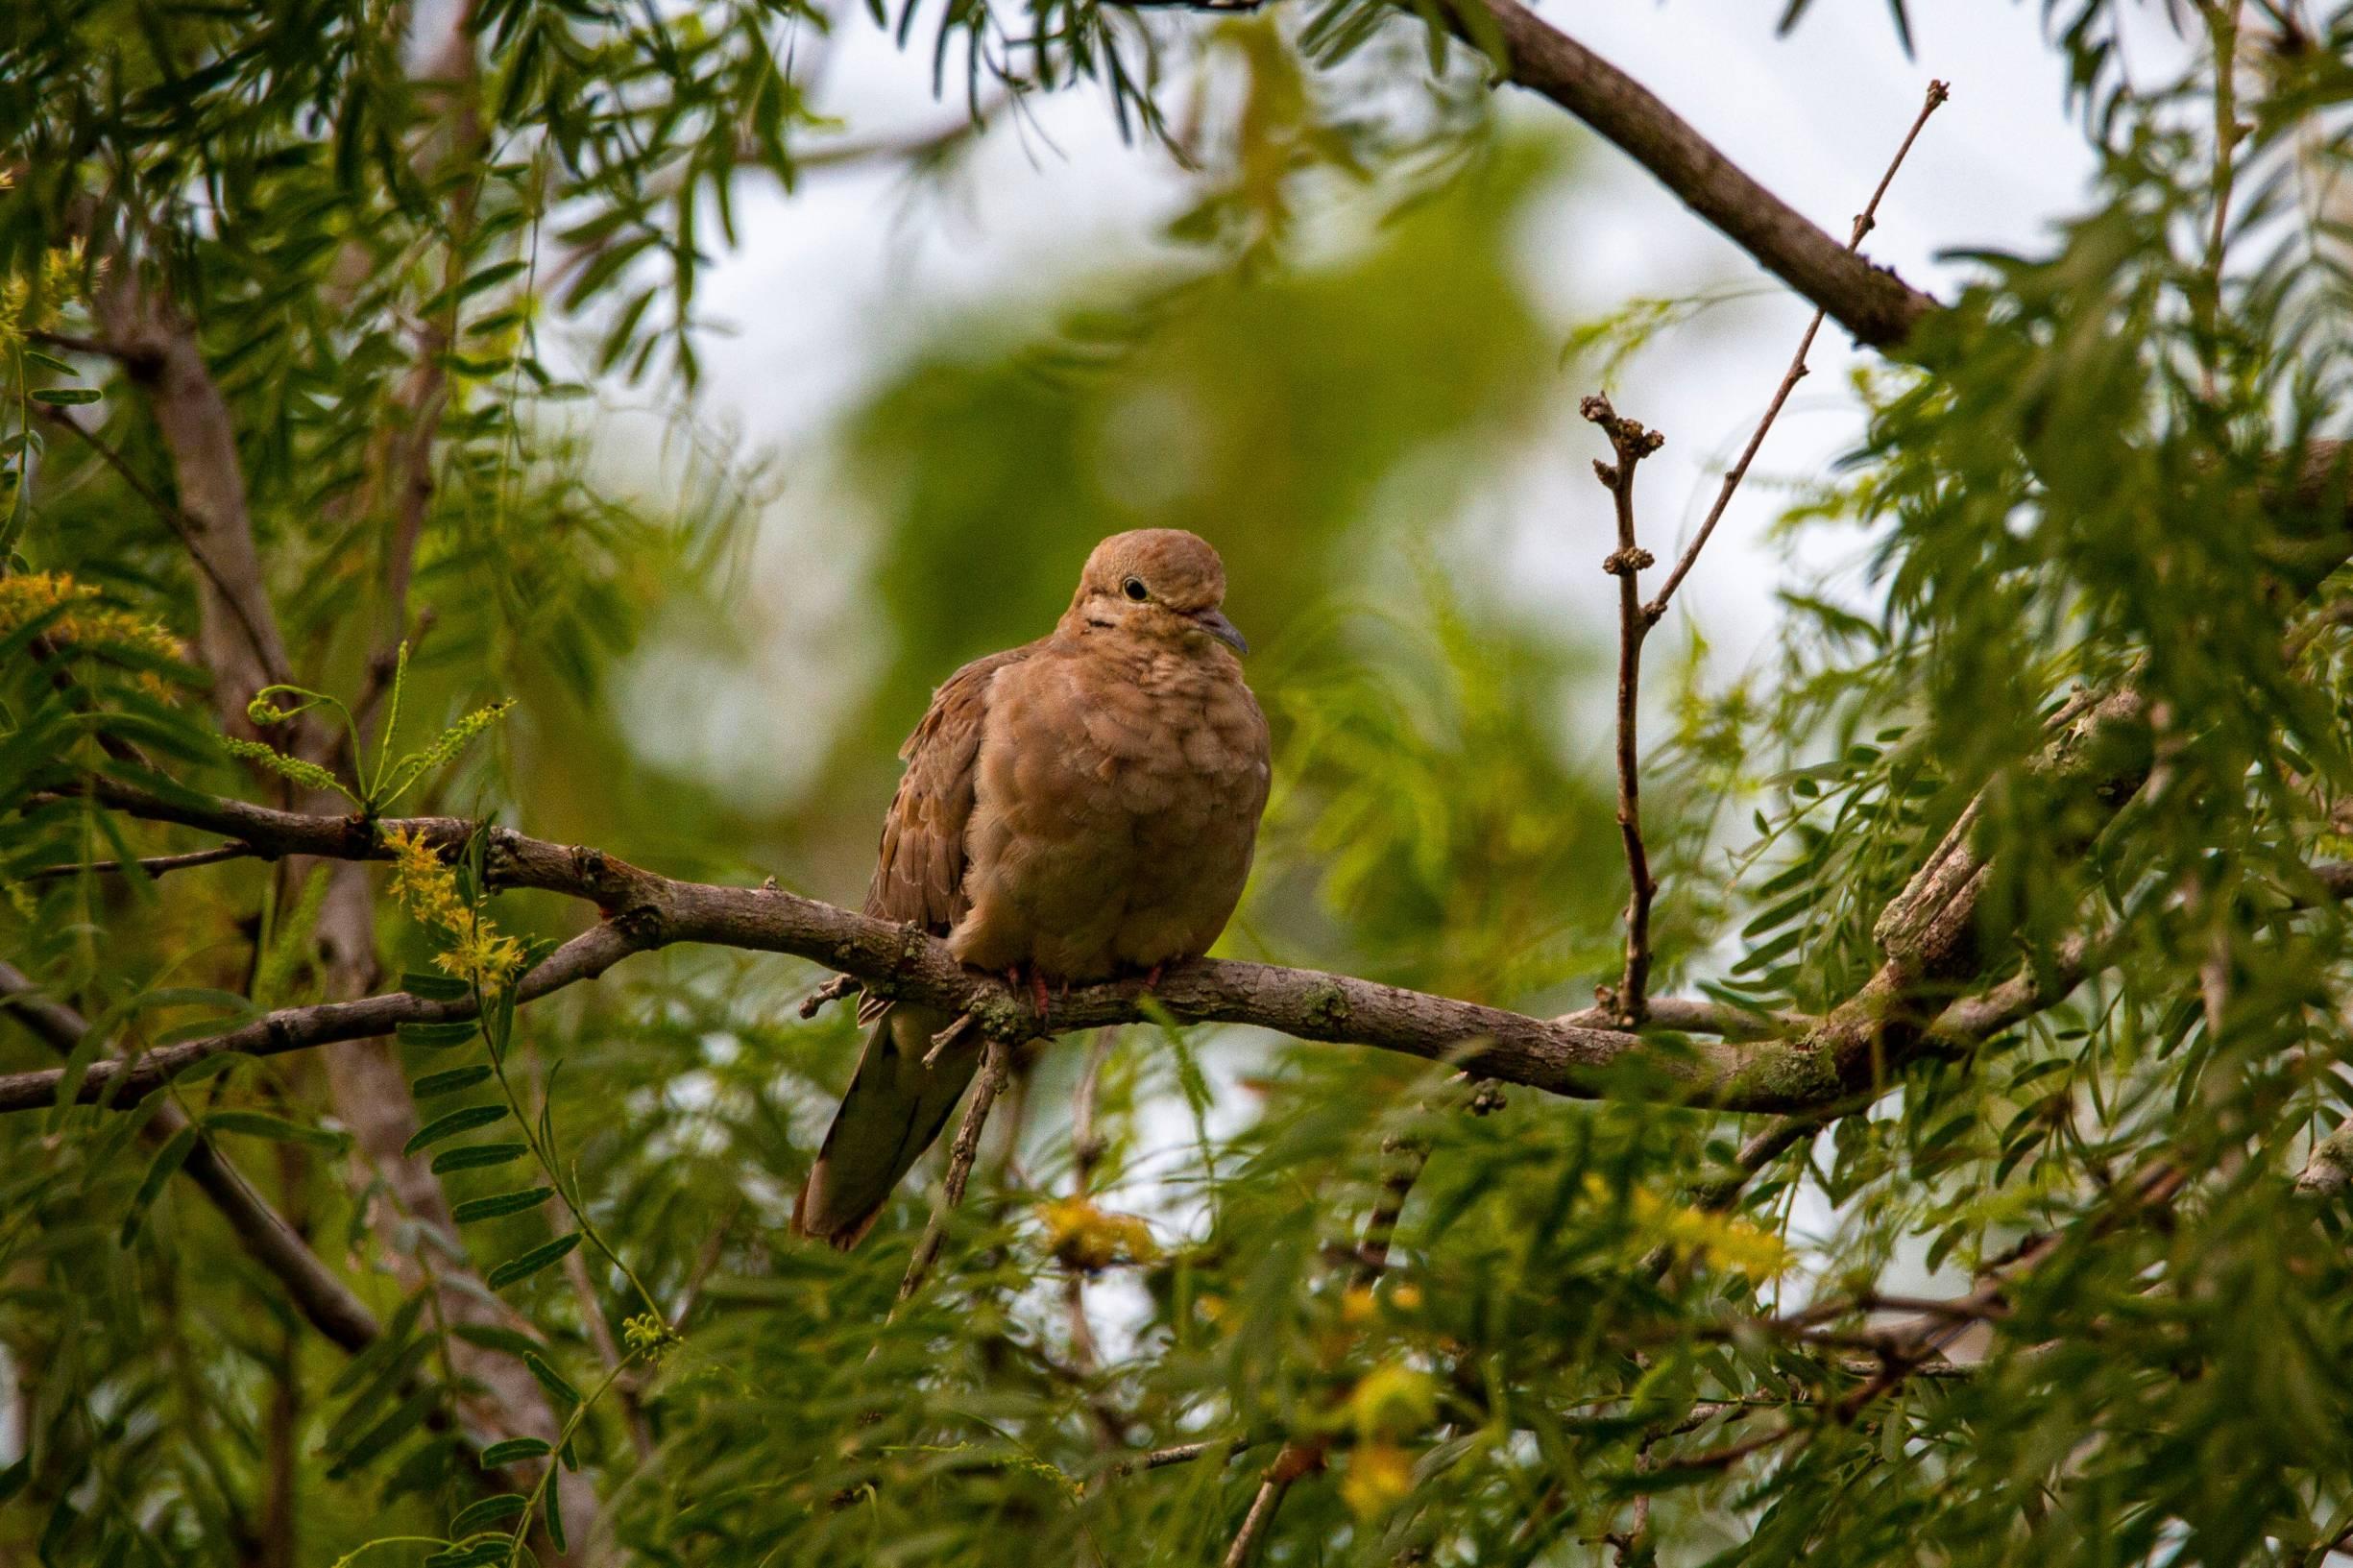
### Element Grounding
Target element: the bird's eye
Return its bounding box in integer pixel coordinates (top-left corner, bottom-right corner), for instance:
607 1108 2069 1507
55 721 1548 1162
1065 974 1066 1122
1121 577 1149 602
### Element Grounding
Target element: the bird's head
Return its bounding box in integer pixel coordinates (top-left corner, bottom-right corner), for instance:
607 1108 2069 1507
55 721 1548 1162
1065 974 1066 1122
1066 528 1248 656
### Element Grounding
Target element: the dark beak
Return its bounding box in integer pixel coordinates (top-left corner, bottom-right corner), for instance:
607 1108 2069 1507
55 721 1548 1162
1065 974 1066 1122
1191 608 1249 655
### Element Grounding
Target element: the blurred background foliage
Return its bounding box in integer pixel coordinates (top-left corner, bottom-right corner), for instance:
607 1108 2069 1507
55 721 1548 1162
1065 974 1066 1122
7 0 2353 1564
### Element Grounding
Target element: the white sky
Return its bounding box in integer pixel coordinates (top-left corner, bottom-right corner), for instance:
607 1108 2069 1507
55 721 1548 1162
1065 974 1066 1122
623 0 2153 807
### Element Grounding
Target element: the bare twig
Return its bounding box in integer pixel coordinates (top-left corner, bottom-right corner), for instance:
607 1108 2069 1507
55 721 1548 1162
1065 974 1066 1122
1114 1438 1238 1474
26 326 144 364
1641 81 1951 623
924 1011 976 1066
667 1198 741 1336
1582 392 1666 1025
1064 1028 1117 1373
21 842 263 881
1222 1460 1305 1568
896 1034 1016 1303
800 973 861 1019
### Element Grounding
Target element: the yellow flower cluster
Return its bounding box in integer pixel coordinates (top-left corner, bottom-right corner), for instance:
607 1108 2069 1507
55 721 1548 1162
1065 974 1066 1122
1035 1194 1160 1271
1588 1172 1790 1279
0 234 106 351
382 825 524 990
1338 1441 1416 1520
0 570 181 697
1346 1361 1437 1440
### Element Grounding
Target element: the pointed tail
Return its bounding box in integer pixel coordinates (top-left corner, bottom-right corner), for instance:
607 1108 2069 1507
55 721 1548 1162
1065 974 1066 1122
794 1006 982 1250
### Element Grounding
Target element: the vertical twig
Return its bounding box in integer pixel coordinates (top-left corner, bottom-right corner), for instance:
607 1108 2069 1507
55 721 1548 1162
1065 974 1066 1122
1224 1466 1298 1568
1065 1028 1116 1373
1640 80 1951 624
1580 81 1951 1030
897 1034 1016 1304
1582 394 1666 1026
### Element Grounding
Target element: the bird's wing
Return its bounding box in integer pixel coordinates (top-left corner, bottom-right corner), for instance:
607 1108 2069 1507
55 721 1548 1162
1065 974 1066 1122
859 642 1035 1005
796 643 1035 1248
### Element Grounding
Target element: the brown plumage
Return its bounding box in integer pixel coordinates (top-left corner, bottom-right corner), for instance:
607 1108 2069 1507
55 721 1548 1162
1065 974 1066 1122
794 529 1272 1249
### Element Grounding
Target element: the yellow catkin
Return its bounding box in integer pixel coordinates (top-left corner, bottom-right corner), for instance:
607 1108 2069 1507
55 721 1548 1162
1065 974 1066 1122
1034 1194 1160 1271
0 571 181 698
381 825 524 990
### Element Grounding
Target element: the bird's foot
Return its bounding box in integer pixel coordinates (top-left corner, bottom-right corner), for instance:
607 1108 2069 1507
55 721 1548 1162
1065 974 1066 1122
1007 964 1053 1031
1140 962 1166 995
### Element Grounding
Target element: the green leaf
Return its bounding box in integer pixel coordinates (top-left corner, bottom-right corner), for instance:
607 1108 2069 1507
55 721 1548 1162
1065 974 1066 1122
452 1186 555 1223
206 1110 348 1149
486 1231 581 1290
321 1339 435 1457
327 1385 439 1479
397 1020 481 1048
413 1065 494 1098
28 386 101 406
546 1464 568 1553
403 1105 508 1156
478 1436 552 1466
430 1142 528 1174
167 1050 254 1088
327 1293 429 1399
401 971 473 1001
120 1123 201 1246
522 1352 580 1409
449 1494 528 1533
451 1323 545 1360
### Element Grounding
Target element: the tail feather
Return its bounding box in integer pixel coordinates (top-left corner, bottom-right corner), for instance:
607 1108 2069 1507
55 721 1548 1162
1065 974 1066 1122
794 1006 982 1250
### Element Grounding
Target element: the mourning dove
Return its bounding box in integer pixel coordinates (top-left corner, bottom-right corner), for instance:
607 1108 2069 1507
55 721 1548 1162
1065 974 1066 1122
794 529 1271 1249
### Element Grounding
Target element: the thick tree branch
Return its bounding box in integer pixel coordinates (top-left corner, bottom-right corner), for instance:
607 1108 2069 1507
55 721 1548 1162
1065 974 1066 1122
35 779 1928 1115
88 280 296 728
39 750 2329 1131
1473 0 1943 349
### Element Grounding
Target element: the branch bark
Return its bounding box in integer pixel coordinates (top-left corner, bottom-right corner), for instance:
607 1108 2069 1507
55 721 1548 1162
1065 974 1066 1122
1472 0 1942 350
87 281 295 730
